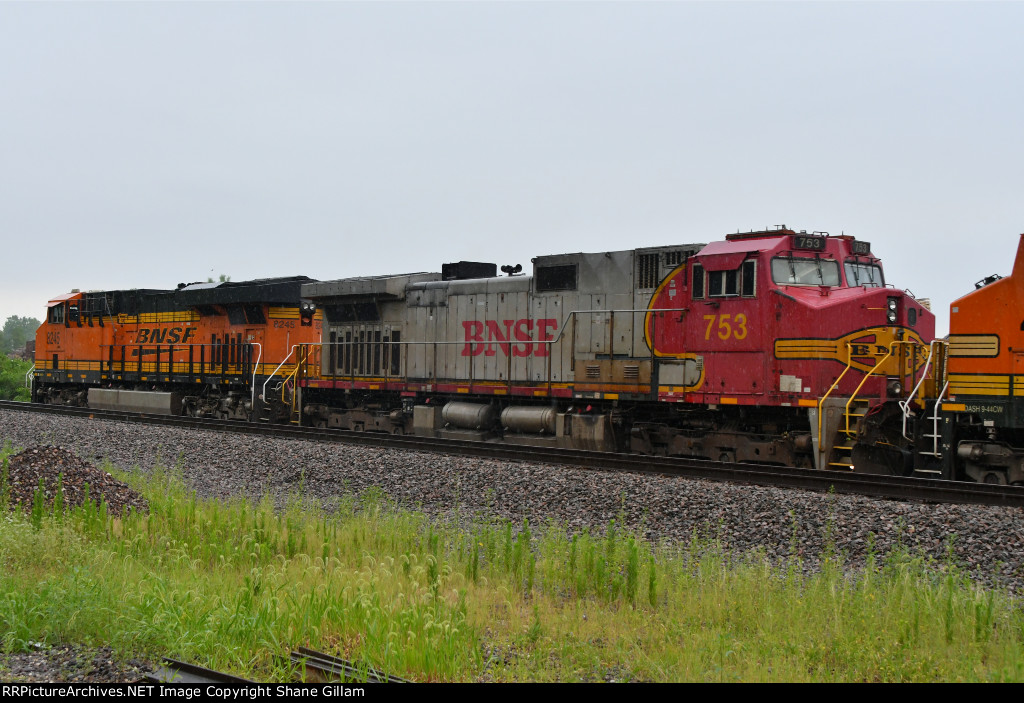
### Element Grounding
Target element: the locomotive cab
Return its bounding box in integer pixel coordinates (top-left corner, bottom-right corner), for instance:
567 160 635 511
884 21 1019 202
645 226 934 470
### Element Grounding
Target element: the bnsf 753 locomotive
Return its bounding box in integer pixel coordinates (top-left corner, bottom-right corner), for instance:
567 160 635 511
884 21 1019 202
33 277 321 421
294 226 935 472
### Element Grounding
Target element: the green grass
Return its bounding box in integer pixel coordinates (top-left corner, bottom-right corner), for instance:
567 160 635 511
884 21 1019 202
0 439 1023 682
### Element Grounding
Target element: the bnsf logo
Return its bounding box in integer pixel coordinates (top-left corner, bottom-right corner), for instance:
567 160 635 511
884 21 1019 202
134 327 197 344
462 319 557 357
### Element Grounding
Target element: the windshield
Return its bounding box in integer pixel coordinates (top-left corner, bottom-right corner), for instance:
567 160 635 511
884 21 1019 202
844 261 885 288
771 257 841 287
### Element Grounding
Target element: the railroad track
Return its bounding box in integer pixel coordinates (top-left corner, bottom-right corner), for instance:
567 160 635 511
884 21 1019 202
145 658 254 684
144 649 408 684
290 646 409 683
3 400 1024 509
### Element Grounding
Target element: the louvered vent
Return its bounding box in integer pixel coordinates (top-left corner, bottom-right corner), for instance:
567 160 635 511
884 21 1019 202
664 250 684 267
586 365 601 378
637 253 659 289
623 365 640 379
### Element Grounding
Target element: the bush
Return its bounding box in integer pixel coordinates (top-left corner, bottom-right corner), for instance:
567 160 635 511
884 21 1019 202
0 356 32 401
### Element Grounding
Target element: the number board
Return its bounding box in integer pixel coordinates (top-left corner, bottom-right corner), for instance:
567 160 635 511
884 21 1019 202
792 235 826 251
851 240 871 255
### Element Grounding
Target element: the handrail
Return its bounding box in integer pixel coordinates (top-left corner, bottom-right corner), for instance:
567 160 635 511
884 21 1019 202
249 343 262 411
817 343 855 452
285 344 317 420
262 344 299 403
929 378 951 457
843 345 895 436
311 308 684 389
900 340 942 440
25 364 35 389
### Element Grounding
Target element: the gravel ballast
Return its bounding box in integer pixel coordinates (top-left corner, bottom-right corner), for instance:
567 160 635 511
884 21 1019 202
1 407 1023 598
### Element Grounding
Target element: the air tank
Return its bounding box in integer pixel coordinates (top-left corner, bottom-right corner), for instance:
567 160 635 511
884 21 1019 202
441 402 497 430
500 406 557 434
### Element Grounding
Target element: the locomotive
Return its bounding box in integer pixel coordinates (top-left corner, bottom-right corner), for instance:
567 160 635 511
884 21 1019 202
32 277 321 422
854 233 1024 484
294 226 935 472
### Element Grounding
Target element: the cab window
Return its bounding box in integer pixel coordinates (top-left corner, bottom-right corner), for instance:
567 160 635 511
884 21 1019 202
695 259 757 299
771 256 840 287
844 260 885 288
48 305 65 324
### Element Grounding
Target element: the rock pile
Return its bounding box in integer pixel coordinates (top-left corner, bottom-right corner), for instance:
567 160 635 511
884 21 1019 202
2 445 148 515
0 644 152 683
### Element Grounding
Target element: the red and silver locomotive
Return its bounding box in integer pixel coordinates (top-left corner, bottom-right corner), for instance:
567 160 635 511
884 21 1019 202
295 225 935 470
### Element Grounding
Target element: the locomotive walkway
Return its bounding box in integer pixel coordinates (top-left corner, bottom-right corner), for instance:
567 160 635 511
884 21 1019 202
3 400 1023 510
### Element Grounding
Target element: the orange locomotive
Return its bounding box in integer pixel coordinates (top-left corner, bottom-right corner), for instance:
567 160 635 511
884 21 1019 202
853 233 1024 483
32 277 321 422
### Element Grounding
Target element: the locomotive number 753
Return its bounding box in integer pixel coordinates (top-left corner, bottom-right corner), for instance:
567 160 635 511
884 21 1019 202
704 314 748 341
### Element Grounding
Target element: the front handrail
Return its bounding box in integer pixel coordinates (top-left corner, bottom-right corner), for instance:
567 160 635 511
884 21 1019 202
25 364 35 389
928 378 951 456
817 343 855 452
900 340 942 440
843 345 895 436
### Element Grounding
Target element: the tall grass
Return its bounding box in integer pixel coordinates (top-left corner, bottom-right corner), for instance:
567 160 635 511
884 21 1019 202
0 440 1022 682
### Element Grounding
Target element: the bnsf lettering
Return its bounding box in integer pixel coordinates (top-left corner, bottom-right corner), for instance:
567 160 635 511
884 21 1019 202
135 327 196 344
461 319 557 357
850 344 889 357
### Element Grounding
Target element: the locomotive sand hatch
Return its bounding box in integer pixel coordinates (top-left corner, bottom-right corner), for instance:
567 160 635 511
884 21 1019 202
36 224 1024 484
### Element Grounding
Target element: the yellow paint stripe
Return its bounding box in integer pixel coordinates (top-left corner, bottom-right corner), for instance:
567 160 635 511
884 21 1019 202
798 399 818 407
948 335 1000 358
774 340 840 358
720 397 738 405
948 374 1011 396
942 403 966 412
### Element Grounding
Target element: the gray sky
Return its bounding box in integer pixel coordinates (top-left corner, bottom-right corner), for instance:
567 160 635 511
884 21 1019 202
3 1 1022 336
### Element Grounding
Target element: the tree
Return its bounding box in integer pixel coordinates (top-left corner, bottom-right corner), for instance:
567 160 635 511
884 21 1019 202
206 274 231 283
1 316 40 355
0 356 32 401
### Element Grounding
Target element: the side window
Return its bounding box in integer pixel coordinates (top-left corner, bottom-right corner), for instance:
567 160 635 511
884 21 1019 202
692 264 705 299
741 259 756 297
707 259 756 298
49 305 65 324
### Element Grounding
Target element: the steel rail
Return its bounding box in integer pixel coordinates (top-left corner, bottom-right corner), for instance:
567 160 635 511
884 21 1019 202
290 647 409 684
4 400 1024 509
145 658 254 684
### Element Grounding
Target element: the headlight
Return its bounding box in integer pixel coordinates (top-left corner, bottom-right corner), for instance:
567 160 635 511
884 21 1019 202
887 310 897 323
887 298 898 311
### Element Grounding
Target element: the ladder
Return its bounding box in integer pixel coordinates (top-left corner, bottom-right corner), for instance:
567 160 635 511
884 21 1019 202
282 344 317 425
828 398 871 469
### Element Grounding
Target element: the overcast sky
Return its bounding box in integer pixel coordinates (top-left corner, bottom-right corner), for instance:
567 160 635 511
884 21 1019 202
3 1 1022 335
